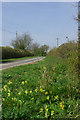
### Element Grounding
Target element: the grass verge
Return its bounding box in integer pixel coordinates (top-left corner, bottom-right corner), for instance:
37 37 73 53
2 56 79 119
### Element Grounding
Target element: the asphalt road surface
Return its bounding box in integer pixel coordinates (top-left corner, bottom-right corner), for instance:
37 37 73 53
0 57 45 71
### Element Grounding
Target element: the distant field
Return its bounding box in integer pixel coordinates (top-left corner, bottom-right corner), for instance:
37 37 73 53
2 56 79 119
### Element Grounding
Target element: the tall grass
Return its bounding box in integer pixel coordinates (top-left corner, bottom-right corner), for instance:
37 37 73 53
2 41 80 119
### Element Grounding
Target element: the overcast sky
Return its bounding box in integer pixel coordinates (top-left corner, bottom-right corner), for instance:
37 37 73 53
2 2 78 48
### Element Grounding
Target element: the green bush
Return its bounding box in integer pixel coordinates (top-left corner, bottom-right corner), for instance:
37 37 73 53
48 41 78 76
57 41 77 59
2 46 34 59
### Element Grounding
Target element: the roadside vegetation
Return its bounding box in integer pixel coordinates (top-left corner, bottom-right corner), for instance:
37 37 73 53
2 41 80 119
0 33 49 63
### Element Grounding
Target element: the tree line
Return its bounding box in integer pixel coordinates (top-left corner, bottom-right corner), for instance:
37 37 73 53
11 33 49 56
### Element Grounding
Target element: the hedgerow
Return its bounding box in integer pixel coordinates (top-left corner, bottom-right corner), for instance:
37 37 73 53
2 46 34 59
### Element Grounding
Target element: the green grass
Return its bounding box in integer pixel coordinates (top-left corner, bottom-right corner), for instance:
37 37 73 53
1 56 38 63
2 56 79 119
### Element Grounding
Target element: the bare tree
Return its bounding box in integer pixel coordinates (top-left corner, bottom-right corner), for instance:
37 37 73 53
31 42 40 56
11 33 33 50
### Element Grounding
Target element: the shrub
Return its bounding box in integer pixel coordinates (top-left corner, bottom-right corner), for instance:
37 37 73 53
2 46 34 59
48 41 78 76
57 41 77 59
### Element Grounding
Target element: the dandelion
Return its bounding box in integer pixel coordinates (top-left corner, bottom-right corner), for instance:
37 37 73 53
44 66 46 71
22 81 24 85
3 85 7 91
40 88 43 92
51 111 54 116
45 105 48 108
76 89 78 92
30 90 32 94
8 89 10 92
45 92 48 95
24 72 27 75
2 98 5 102
50 91 52 94
8 81 12 85
45 113 47 118
4 88 7 91
3 85 7 88
60 102 64 110
60 104 62 107
62 105 64 110
8 93 10 96
35 89 37 93
18 92 21 95
25 81 27 84
47 96 49 100
46 108 48 112
54 95 58 100
39 108 43 112
45 113 49 118
12 97 17 101
25 90 28 94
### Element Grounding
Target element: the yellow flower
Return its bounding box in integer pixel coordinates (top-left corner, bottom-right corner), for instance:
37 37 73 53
60 104 62 107
54 95 58 100
45 92 48 95
8 81 12 85
3 85 7 88
60 102 64 110
51 111 54 116
62 105 64 110
4 88 7 91
30 90 32 94
25 81 27 84
8 93 10 96
3 85 7 91
76 89 78 92
18 92 21 95
50 91 52 94
22 81 24 85
12 97 17 101
35 89 37 93
39 108 43 112
24 72 27 74
2 98 5 102
8 89 10 92
47 96 49 100
45 105 48 108
40 88 43 92
45 113 48 118
25 90 28 94
46 108 48 112
44 66 46 70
